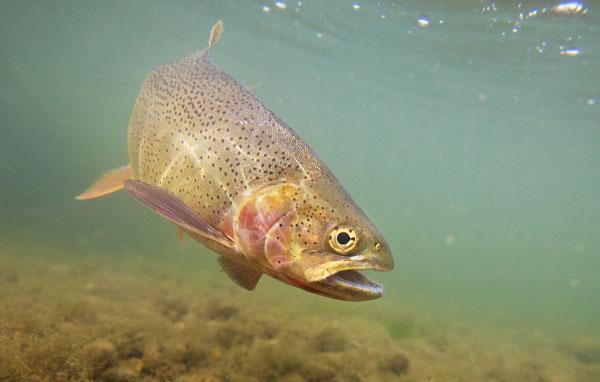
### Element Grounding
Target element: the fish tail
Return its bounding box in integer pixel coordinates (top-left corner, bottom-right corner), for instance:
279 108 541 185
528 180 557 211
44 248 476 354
75 165 133 200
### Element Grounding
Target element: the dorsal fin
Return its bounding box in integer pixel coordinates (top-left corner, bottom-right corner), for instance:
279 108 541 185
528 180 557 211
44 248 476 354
208 20 223 49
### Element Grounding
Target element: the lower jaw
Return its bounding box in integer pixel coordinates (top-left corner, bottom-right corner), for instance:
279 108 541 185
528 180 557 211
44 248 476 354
267 269 384 302
285 270 384 302
313 270 384 301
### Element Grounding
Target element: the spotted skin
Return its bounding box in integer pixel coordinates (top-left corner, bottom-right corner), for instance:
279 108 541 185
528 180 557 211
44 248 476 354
128 48 383 241
85 22 394 301
129 52 343 227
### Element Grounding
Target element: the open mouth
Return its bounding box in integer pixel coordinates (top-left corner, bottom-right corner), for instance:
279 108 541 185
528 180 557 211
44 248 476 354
312 269 384 302
288 247 394 302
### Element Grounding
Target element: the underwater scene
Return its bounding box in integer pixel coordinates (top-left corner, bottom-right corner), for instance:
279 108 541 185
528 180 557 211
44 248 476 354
1 0 599 381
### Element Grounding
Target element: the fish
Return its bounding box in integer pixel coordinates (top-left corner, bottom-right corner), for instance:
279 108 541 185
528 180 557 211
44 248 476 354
76 21 394 301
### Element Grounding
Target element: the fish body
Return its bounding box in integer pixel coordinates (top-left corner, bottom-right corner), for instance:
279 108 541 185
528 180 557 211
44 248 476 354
78 22 394 301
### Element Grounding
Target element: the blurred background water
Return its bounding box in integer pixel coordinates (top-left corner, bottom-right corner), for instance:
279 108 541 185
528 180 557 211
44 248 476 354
1 0 599 379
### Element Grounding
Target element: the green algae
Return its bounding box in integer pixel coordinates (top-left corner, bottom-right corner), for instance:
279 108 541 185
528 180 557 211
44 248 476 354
0 246 599 381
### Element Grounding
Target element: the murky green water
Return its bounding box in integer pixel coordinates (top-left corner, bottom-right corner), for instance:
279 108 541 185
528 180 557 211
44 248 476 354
1 1 599 380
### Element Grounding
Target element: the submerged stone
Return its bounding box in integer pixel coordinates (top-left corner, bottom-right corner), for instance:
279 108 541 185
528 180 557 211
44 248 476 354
382 352 410 375
312 328 349 353
300 360 337 382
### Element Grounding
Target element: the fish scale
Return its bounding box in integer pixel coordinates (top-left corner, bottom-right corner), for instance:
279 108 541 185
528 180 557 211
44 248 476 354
130 52 327 226
77 21 394 301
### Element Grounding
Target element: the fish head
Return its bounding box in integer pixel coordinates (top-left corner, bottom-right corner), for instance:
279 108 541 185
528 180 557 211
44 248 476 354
258 178 394 301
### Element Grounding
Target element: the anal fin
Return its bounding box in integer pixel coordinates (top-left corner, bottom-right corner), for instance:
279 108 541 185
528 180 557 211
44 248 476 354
76 165 133 200
218 256 262 291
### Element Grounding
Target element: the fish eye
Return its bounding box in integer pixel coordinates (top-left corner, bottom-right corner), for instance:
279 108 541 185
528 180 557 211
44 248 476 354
328 226 358 254
337 232 351 245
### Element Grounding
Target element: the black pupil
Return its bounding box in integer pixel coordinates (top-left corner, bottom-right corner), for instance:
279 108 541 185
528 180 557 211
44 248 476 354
336 232 351 245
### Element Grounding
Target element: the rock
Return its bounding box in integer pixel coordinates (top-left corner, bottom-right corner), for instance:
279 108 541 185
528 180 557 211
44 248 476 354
214 326 253 348
566 341 600 364
102 358 145 382
83 339 117 377
158 296 189 322
141 339 161 365
256 318 280 339
312 328 349 353
241 342 301 380
102 367 136 382
117 334 145 359
300 360 337 382
180 348 208 370
575 348 600 364
121 358 144 374
382 352 409 375
207 305 238 321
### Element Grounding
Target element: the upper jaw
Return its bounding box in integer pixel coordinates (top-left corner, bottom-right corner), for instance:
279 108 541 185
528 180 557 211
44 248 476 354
350 248 395 273
303 248 394 282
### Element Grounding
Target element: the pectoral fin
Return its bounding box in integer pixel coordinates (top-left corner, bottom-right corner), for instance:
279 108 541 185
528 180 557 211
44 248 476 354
123 180 234 249
218 256 262 290
76 165 133 200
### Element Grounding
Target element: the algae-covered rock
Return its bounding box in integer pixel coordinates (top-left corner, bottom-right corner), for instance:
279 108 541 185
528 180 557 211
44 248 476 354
242 342 302 381
117 334 145 359
83 339 117 377
158 295 189 322
381 352 409 375
255 318 280 340
567 340 600 364
2 250 598 381
300 360 337 382
102 358 144 382
213 324 254 349
180 347 209 370
312 328 349 353
207 305 238 321
574 346 600 364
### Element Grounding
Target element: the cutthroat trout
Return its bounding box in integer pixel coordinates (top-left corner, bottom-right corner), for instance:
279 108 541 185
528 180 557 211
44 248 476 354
77 21 394 301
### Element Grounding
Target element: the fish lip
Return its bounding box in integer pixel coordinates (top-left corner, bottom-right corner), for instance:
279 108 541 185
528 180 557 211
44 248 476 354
311 269 384 301
351 252 395 273
298 248 393 301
